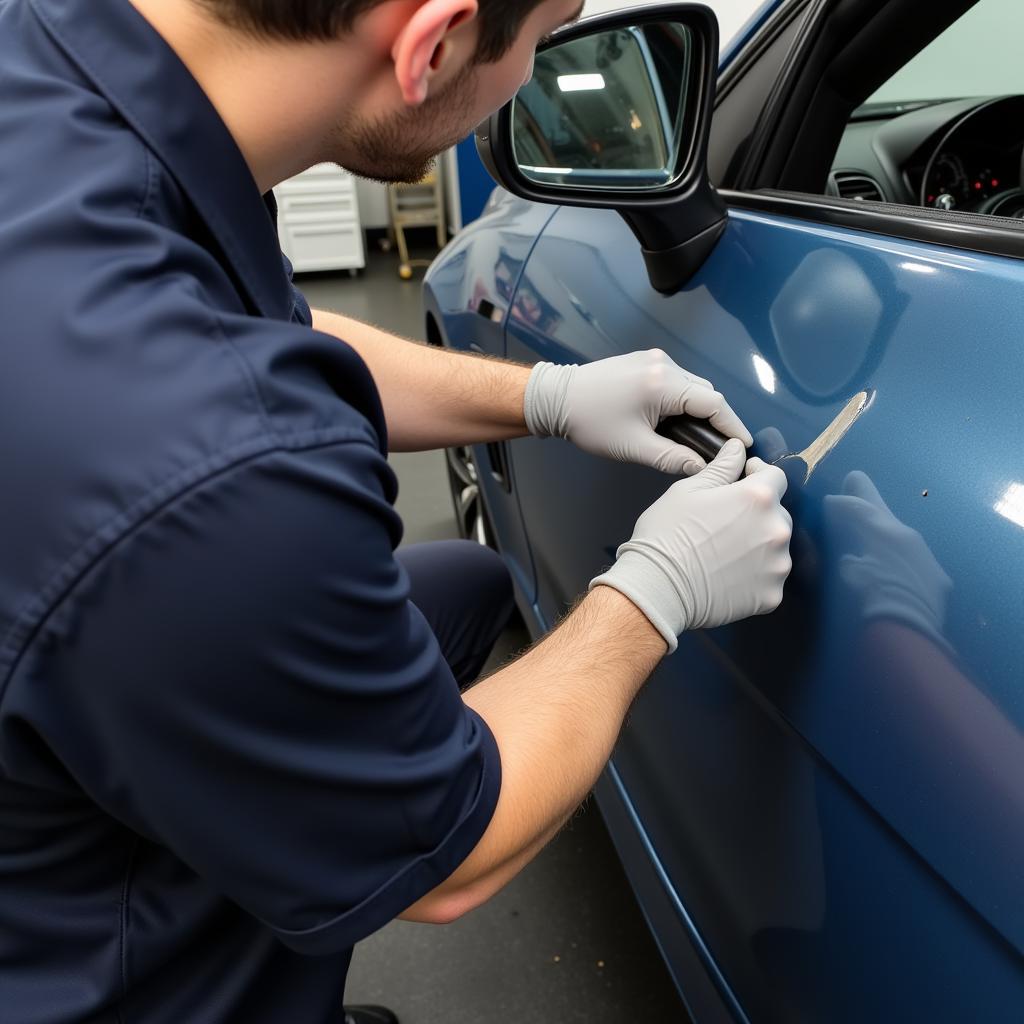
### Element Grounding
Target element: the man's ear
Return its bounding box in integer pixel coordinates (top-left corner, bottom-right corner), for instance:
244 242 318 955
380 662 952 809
391 0 479 105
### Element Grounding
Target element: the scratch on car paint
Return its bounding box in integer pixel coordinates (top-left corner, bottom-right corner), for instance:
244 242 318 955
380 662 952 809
774 390 874 484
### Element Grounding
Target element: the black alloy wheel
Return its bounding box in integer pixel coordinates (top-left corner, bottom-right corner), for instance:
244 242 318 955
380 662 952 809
445 444 496 548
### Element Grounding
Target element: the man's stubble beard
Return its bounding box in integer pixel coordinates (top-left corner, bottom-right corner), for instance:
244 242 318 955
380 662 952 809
328 62 479 184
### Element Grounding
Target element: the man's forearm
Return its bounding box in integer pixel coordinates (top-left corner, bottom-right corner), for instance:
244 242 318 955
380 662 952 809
400 585 666 924
312 308 531 451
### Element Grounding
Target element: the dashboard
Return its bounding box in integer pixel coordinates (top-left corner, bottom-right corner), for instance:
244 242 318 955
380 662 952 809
828 95 1024 219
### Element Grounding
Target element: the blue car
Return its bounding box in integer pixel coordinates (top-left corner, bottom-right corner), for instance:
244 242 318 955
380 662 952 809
424 1 1024 1019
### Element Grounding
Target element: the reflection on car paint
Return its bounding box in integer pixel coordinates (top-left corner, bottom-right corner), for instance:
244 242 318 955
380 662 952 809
511 277 563 334
995 482 1024 529
767 249 899 402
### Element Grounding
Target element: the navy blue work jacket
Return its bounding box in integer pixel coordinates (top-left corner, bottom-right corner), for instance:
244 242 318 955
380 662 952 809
0 1 501 1020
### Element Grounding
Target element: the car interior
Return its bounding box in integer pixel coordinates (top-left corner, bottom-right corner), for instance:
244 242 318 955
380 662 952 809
713 0 1024 232
828 0 1024 219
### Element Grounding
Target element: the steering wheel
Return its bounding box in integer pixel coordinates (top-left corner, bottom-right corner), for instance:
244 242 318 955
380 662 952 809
921 96 1024 219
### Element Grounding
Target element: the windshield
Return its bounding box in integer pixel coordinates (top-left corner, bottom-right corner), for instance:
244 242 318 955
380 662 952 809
868 0 1024 105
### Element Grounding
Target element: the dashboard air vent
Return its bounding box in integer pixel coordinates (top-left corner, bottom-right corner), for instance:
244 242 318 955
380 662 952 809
831 172 885 202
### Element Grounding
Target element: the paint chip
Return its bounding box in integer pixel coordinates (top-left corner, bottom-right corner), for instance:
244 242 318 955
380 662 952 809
780 390 873 484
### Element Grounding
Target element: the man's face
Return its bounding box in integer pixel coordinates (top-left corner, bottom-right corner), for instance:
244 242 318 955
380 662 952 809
330 0 584 184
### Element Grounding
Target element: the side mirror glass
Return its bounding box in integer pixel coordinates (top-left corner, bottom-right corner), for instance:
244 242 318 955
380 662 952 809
512 23 694 191
475 4 722 295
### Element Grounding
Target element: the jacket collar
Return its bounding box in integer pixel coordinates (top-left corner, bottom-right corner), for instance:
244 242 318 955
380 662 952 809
30 0 292 321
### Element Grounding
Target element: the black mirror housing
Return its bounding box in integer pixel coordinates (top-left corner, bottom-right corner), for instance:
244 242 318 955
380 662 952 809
475 3 724 295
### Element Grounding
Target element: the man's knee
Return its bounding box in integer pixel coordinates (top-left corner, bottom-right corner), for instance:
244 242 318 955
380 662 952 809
458 542 513 615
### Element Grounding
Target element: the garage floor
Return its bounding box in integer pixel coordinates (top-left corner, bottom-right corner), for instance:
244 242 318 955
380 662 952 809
298 253 689 1024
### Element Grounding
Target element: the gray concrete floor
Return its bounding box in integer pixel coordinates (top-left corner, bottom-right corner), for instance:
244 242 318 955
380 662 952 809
297 248 689 1024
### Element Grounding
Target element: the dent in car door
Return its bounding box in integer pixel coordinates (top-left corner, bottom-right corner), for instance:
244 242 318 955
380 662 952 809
504 203 1024 1022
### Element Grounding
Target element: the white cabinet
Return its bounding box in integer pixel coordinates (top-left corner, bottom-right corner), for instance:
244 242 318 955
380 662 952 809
275 164 365 274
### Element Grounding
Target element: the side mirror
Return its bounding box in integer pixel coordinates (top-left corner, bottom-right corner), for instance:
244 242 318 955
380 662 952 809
476 4 724 295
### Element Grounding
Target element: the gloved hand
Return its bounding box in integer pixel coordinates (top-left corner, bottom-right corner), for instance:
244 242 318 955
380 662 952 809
590 439 793 652
524 350 753 476
823 471 953 649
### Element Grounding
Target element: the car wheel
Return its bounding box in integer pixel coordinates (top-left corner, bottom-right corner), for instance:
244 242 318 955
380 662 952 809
445 444 496 548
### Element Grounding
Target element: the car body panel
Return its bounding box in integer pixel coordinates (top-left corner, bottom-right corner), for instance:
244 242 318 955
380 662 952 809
426 198 1024 1020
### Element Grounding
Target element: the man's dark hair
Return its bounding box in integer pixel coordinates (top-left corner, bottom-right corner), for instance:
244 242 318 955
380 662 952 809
196 0 548 62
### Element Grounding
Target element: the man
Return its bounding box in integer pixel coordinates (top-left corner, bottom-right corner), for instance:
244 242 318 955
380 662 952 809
0 1 792 1022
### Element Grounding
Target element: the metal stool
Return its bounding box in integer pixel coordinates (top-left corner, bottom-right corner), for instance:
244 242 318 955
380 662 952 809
387 171 446 279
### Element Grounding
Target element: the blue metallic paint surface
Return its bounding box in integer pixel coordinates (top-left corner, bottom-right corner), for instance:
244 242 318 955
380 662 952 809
427 199 1024 1020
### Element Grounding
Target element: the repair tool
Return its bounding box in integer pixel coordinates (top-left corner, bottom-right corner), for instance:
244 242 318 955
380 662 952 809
659 389 874 480
657 414 733 465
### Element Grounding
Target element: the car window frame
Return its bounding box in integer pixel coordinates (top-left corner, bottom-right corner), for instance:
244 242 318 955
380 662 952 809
716 0 1024 262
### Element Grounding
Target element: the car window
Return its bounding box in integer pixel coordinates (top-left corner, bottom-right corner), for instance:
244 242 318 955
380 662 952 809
825 0 1024 220
867 0 1024 105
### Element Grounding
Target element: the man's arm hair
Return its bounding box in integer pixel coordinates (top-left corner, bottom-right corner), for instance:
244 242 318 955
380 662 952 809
312 308 532 453
400 585 666 924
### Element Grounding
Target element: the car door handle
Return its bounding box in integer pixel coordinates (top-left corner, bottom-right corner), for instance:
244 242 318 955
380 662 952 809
486 441 512 492
657 414 731 465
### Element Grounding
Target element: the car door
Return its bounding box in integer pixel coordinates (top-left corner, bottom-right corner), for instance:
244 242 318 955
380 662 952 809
500 1 1024 1020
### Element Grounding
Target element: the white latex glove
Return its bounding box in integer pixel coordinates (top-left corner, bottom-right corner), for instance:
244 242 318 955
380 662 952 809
823 471 953 649
590 439 793 652
524 350 754 476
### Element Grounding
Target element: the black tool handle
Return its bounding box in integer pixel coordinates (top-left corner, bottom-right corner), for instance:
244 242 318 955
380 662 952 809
656 414 732 465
